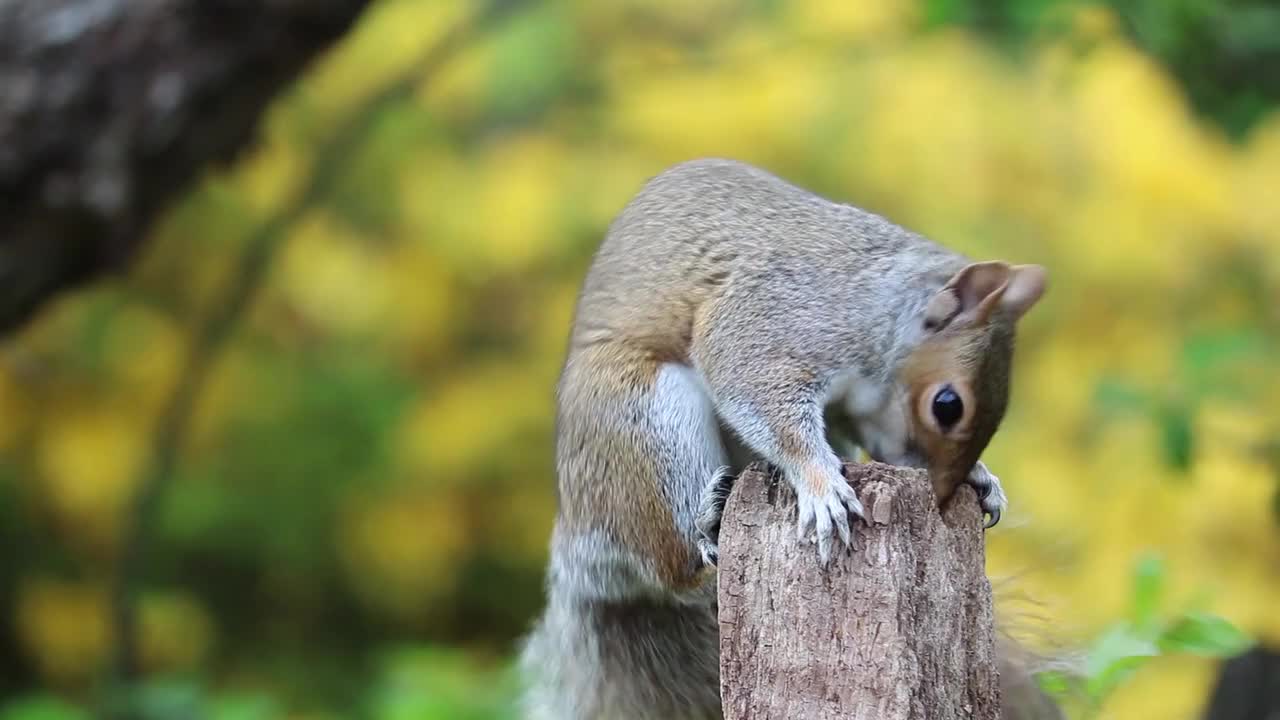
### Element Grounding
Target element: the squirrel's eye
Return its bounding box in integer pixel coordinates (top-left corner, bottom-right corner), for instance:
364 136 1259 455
931 386 964 430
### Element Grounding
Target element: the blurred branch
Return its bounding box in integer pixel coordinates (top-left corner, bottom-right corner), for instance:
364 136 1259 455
0 0 376 335
1202 646 1280 719
104 1 528 714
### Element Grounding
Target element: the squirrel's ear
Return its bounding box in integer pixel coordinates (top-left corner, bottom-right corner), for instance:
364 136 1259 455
999 264 1047 321
925 261 1011 331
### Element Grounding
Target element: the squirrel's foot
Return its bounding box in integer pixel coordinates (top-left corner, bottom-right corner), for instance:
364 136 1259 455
695 467 737 568
794 463 864 565
964 461 1008 529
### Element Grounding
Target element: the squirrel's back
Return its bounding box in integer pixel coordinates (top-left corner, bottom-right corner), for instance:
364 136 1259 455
571 158 963 360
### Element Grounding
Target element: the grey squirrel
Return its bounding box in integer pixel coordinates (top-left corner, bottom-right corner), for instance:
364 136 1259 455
520 158 1051 719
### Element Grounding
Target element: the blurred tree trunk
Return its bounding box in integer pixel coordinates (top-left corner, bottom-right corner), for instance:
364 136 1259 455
0 0 373 334
1201 646 1280 720
716 462 1002 719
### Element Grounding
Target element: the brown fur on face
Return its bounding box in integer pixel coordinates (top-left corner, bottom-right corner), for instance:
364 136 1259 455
902 262 1045 502
903 325 1012 500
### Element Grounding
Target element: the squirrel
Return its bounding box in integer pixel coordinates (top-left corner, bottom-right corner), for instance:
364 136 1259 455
519 158 1052 720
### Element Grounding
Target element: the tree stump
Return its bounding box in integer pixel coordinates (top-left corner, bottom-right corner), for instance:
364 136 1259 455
716 462 1000 720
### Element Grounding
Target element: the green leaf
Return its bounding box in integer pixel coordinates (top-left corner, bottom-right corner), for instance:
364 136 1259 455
1158 612 1253 657
1092 377 1151 415
369 647 518 720
0 696 90 720
1272 480 1280 527
1034 670 1074 697
1130 553 1165 630
1223 7 1280 53
1084 624 1160 700
486 2 576 123
128 679 205 720
325 102 436 234
1159 404 1195 473
1180 329 1269 401
922 0 974 27
211 694 281 720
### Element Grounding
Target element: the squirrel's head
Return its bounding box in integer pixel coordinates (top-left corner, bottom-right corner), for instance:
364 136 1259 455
899 261 1047 500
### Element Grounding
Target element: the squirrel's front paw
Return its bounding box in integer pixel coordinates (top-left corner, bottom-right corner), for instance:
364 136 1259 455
794 465 864 565
695 468 736 568
965 461 1008 529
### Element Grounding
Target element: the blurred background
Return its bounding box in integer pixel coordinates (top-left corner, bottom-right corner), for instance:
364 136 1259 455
1 0 1279 718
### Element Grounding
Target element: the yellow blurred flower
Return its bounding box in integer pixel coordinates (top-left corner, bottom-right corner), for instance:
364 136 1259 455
1071 3 1121 40
302 0 469 133
609 50 825 167
573 0 741 40
382 242 456 363
1070 41 1233 229
337 490 469 621
15 578 110 685
35 401 149 548
858 32 1029 224
277 211 393 336
400 138 573 274
1107 656 1213 720
1235 114 1280 243
232 121 308 214
417 22 488 123
785 0 917 43
476 135 569 269
15 579 214 687
397 360 549 480
101 304 184 414
138 591 215 673
484 485 556 566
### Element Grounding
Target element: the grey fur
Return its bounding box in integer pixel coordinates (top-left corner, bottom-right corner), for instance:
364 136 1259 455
520 585 722 720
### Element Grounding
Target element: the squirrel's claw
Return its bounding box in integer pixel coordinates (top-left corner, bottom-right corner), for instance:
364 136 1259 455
795 471 863 566
983 507 1001 529
695 468 736 569
966 462 1008 531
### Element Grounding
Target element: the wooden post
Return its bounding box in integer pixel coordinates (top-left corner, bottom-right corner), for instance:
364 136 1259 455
716 462 1001 720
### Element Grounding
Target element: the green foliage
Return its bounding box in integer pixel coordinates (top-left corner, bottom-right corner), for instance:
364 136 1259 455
1159 613 1253 657
0 653 516 720
325 102 438 234
486 1 579 124
1090 326 1277 477
927 0 1280 137
368 648 517 720
1038 554 1253 717
0 698 89 720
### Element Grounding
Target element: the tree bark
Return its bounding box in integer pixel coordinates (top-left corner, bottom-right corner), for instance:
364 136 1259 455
0 0 373 334
717 462 1000 720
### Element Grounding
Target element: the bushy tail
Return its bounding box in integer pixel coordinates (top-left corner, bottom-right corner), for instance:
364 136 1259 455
992 574 1084 720
997 636 1070 720
518 592 722 720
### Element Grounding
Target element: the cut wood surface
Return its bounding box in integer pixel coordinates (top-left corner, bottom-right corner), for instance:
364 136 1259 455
717 462 1000 720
